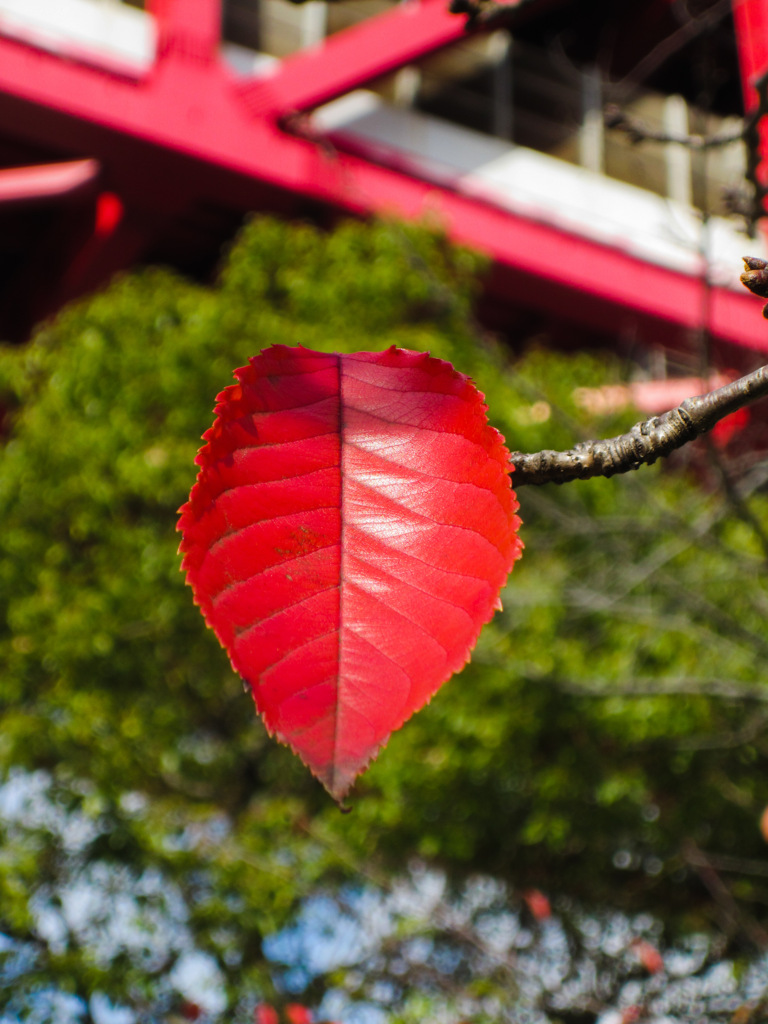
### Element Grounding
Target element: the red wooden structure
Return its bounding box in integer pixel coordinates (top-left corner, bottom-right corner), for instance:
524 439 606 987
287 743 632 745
0 0 767 350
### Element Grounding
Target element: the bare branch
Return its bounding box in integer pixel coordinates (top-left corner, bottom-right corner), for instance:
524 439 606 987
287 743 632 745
557 678 768 703
510 258 768 486
685 850 768 880
613 0 731 97
702 434 768 561
448 0 537 30
681 842 768 948
510 366 768 485
604 104 743 150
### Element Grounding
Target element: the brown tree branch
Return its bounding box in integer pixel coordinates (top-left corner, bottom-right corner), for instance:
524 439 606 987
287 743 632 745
510 258 768 486
604 104 743 150
613 0 731 97
447 0 537 30
556 678 768 703
681 842 768 949
510 368 768 484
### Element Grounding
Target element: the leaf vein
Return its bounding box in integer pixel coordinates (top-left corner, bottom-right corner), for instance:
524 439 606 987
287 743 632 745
208 505 340 553
208 542 339 602
259 626 339 679
347 477 509 564
346 526 495 585
342 440 502 498
345 582 450 659
343 405 489 439
204 466 337 505
231 583 339 637
346 553 475 631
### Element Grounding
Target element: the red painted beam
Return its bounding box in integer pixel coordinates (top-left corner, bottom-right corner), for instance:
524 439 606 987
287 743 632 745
0 1 760 354
733 0 768 109
0 0 470 135
733 0 768 248
149 0 221 63
0 28 759 352
242 0 475 116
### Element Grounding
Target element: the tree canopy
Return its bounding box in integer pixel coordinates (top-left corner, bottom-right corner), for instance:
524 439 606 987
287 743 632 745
1 216 768 1022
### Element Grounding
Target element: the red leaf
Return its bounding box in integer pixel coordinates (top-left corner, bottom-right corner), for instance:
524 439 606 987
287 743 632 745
760 804 768 843
178 346 522 798
631 939 664 974
620 1007 643 1024
254 1006 279 1024
522 888 551 921
285 1006 313 1024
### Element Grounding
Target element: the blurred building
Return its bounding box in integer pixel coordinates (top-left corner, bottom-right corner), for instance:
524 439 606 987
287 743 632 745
0 0 767 379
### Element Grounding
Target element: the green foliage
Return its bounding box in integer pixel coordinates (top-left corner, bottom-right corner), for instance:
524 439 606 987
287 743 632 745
1 215 768 1018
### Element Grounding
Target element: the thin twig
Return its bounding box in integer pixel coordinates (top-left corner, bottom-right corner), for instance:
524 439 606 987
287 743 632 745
682 842 768 949
612 0 731 99
675 707 768 752
448 0 537 30
604 104 743 150
689 851 768 880
557 678 768 703
703 435 768 562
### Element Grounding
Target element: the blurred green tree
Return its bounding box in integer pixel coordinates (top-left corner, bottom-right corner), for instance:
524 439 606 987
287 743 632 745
1 216 768 1021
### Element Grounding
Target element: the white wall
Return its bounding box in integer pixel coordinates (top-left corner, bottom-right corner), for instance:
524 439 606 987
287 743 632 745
314 90 766 292
0 0 155 72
